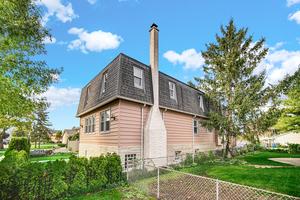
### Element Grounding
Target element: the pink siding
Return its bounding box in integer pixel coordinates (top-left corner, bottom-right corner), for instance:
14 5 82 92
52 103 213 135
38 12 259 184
79 100 119 146
118 99 150 147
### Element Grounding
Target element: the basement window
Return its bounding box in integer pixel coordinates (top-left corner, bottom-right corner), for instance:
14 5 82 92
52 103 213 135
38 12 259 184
175 151 182 161
125 154 136 169
100 109 110 132
169 82 177 101
85 115 95 133
133 66 144 89
101 72 108 94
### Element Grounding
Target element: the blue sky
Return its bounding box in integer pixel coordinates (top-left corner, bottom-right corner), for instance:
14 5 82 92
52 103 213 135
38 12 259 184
38 0 300 130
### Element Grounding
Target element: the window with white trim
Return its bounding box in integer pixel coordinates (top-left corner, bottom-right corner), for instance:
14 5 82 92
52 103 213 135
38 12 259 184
193 120 198 134
100 109 110 132
175 151 182 161
85 85 91 105
169 82 177 100
101 72 108 94
84 116 95 133
133 66 143 89
125 154 136 169
198 95 204 111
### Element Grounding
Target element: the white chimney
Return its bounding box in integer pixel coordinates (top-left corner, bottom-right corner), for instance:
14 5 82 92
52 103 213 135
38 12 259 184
144 23 167 166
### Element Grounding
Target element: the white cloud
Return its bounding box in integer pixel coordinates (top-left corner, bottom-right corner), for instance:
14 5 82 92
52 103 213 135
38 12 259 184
36 0 77 24
257 44 300 85
287 0 300 7
43 36 56 44
87 0 97 4
42 86 81 110
68 27 123 53
163 49 205 70
288 10 300 24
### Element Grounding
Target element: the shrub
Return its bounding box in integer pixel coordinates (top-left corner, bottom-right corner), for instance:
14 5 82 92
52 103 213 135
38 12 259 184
288 144 300 154
57 143 66 147
0 153 123 200
183 153 193 166
5 137 30 156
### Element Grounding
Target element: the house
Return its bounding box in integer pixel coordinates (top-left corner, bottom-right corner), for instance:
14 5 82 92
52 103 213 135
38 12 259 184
62 127 80 144
260 132 300 148
77 24 218 167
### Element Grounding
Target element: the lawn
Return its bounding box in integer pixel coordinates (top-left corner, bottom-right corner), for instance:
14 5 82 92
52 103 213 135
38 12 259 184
0 149 6 157
31 143 58 149
238 151 300 166
30 153 74 162
180 151 300 197
69 186 154 200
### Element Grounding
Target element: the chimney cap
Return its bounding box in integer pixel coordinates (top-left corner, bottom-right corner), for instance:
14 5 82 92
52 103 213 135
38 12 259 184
150 23 159 30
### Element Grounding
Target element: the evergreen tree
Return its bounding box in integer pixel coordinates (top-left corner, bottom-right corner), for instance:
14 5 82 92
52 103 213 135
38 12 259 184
31 99 52 148
194 20 278 157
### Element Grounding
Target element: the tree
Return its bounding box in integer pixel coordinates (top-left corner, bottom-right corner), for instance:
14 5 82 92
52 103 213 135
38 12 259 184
275 76 300 132
194 20 280 157
55 130 63 143
0 0 61 134
31 100 52 148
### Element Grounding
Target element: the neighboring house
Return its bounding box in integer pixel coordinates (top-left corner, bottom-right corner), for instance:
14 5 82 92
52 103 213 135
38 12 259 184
62 127 80 144
77 24 218 167
260 132 300 147
49 130 60 143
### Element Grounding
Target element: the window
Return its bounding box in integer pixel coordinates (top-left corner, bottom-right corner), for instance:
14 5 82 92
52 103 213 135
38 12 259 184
101 72 108 94
193 120 198 134
133 66 143 89
100 109 110 132
169 82 177 100
175 151 181 161
84 116 95 133
198 95 204 111
85 85 91 105
125 154 136 169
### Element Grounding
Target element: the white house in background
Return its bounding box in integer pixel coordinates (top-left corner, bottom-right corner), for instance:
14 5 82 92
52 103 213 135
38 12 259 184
260 132 300 147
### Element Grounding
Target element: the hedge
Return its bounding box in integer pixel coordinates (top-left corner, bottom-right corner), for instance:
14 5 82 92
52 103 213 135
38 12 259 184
5 137 30 156
0 152 124 200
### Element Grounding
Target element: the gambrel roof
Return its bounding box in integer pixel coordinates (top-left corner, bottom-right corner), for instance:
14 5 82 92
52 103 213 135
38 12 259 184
77 53 210 117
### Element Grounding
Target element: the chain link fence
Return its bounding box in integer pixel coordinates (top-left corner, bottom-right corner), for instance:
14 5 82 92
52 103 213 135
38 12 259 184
126 160 300 200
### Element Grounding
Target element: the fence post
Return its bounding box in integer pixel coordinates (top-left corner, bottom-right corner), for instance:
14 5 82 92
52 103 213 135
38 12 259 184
126 167 129 181
157 167 160 199
216 179 219 200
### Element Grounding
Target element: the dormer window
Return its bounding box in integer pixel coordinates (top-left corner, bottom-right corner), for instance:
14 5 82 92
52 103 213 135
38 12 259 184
85 85 91 105
169 82 177 100
199 95 204 111
133 66 143 89
101 72 108 93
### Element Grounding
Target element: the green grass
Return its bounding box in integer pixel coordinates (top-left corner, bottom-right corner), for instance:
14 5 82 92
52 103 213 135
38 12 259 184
238 151 300 166
31 143 58 149
0 149 6 156
180 151 300 197
30 153 74 162
69 186 153 200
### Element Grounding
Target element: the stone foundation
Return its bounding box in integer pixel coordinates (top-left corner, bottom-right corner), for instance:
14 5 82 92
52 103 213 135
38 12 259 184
78 143 118 158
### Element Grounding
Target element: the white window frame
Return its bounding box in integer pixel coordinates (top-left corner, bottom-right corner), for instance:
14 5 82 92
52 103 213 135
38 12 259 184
193 120 198 134
100 109 111 133
133 66 144 89
125 154 136 169
175 151 182 161
85 85 91 105
169 82 177 101
199 95 204 111
101 72 108 94
84 115 95 134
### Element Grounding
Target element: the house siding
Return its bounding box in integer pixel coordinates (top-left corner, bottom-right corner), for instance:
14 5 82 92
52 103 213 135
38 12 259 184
78 100 120 157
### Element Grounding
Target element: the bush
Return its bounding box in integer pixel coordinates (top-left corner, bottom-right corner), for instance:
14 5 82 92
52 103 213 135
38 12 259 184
288 144 300 154
5 137 30 156
57 143 66 147
0 153 124 200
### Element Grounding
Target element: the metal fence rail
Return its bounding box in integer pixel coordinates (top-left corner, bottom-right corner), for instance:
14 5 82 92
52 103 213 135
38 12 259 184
127 163 300 200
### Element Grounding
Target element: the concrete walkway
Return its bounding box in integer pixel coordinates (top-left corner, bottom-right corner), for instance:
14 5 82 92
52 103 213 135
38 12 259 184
269 158 300 166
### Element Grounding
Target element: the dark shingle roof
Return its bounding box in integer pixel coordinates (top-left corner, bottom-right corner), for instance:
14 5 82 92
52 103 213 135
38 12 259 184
76 53 209 117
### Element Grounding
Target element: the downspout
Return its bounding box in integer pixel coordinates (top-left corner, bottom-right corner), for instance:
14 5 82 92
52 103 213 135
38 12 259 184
192 115 197 164
141 104 146 166
162 108 168 164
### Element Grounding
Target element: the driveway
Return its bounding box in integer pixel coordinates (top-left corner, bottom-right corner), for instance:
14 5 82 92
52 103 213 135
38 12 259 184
269 158 300 166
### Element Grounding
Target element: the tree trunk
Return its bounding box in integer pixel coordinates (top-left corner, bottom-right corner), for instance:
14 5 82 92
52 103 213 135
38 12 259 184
0 133 3 149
